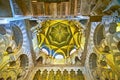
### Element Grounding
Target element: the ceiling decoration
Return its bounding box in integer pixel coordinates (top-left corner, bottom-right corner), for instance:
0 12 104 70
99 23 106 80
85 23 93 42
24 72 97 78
1 0 120 17
37 0 69 2
37 20 83 58
31 0 120 16
0 0 12 17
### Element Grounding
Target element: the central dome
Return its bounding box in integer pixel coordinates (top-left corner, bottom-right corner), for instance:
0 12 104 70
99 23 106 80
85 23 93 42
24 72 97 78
38 20 83 58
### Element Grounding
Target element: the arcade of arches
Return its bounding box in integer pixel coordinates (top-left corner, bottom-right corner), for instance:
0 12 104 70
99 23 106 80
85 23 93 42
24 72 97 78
0 0 120 80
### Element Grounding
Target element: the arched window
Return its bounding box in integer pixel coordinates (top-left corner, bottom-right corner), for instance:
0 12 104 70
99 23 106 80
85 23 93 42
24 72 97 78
55 54 64 59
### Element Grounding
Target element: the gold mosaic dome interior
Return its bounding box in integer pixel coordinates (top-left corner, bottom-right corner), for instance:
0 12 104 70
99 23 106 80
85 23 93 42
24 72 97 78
37 20 83 58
